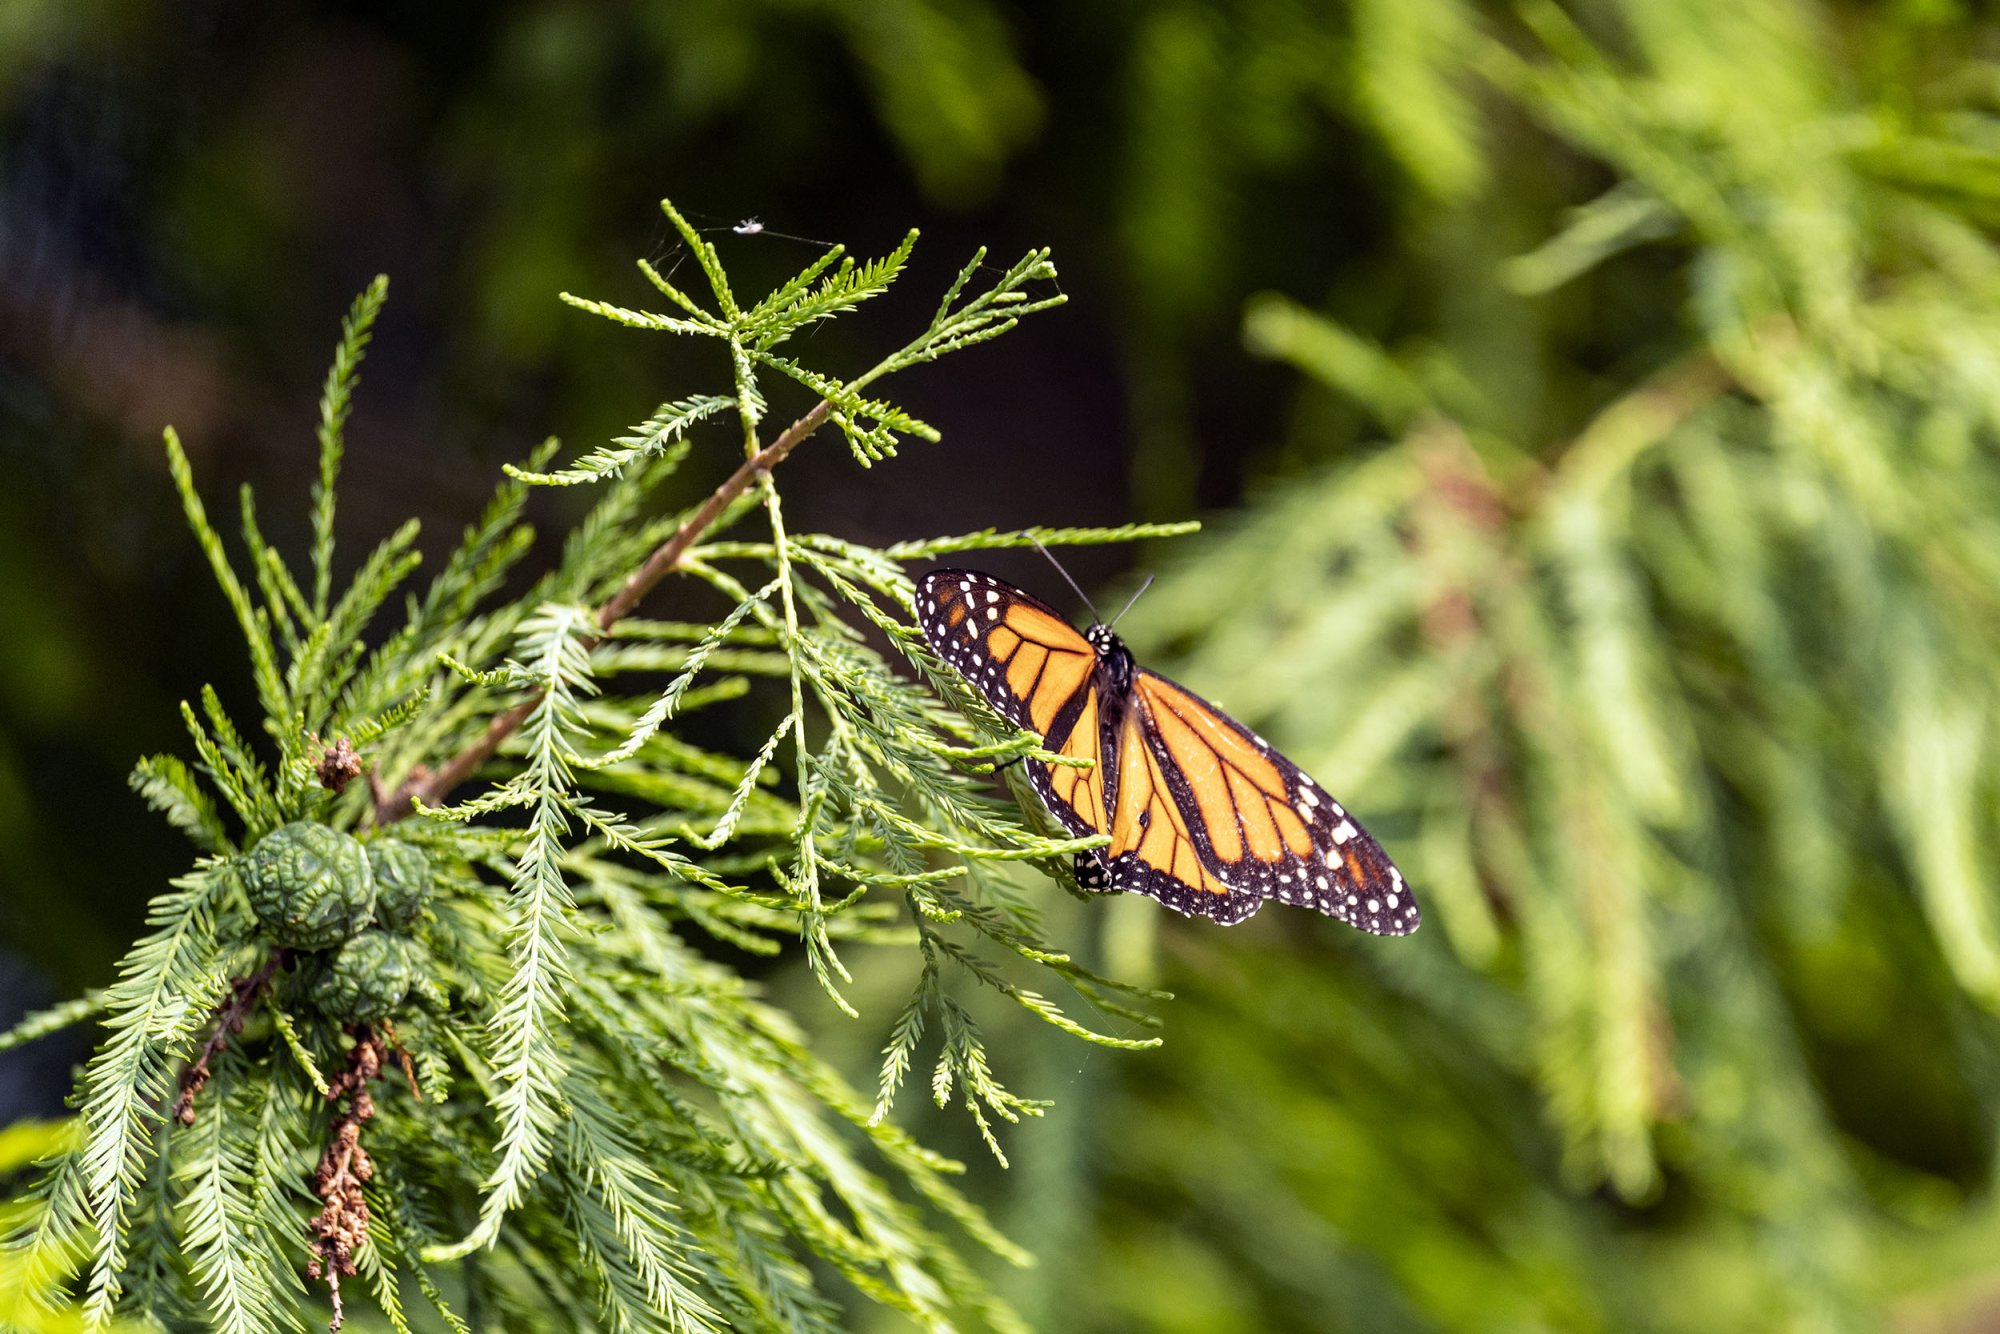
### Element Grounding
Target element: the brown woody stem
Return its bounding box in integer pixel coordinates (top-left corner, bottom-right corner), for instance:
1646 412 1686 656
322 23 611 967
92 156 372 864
173 950 287 1125
378 398 832 823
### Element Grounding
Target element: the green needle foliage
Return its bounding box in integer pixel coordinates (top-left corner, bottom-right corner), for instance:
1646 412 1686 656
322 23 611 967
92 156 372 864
0 200 1183 1333
1076 2 2000 1328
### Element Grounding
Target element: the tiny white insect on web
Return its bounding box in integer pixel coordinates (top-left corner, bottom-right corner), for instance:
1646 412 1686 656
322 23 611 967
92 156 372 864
733 219 765 236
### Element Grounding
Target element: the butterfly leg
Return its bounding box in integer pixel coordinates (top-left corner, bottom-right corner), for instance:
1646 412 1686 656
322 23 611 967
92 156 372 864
1073 850 1114 893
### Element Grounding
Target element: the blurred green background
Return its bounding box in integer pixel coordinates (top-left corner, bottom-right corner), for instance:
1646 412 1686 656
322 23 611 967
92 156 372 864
8 1 2000 1330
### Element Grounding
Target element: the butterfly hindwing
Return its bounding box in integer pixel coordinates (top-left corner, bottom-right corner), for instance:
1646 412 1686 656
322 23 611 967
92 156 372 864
1097 707 1266 924
1023 679 1109 843
1129 670 1419 935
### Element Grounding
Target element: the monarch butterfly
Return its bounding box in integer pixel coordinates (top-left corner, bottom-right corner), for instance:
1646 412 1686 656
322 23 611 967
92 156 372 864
917 567 1420 934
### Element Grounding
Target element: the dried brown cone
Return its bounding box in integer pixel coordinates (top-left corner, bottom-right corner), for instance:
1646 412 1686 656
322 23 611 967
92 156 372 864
313 736 363 793
308 1026 387 1332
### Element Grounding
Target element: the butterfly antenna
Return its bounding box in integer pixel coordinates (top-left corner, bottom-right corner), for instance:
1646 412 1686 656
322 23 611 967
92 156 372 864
1028 535 1103 623
1107 574 1155 631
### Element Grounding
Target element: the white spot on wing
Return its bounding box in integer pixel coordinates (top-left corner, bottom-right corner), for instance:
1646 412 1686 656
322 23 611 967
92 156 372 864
1331 820 1358 845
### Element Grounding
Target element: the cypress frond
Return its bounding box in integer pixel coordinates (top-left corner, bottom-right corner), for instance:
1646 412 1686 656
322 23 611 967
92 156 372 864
129 756 232 856
166 430 288 727
73 868 232 1324
173 1048 294 1334
312 276 390 620
9 208 1165 1333
505 397 729 488
432 607 598 1261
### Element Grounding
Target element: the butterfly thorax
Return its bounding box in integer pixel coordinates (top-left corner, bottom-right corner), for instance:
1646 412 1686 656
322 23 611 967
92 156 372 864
1085 624 1137 753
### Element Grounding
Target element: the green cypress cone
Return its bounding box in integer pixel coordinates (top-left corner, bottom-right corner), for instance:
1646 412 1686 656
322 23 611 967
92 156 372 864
308 930 419 1022
367 840 432 929
240 821 376 950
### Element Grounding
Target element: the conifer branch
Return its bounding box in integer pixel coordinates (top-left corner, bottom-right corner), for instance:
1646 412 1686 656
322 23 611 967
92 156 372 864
596 400 831 628
384 399 832 822
24 208 1135 1333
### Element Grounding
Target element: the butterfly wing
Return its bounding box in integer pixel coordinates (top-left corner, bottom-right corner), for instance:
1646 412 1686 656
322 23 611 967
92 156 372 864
1096 706 1267 924
916 570 1108 843
1116 669 1420 935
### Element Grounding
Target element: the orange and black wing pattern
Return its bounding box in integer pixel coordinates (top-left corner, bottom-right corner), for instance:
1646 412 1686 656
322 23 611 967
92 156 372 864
1091 701 1267 925
916 568 1418 936
916 570 1107 844
1118 669 1419 934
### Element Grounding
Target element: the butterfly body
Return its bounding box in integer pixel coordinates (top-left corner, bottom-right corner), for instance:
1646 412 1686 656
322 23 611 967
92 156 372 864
917 569 1419 935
